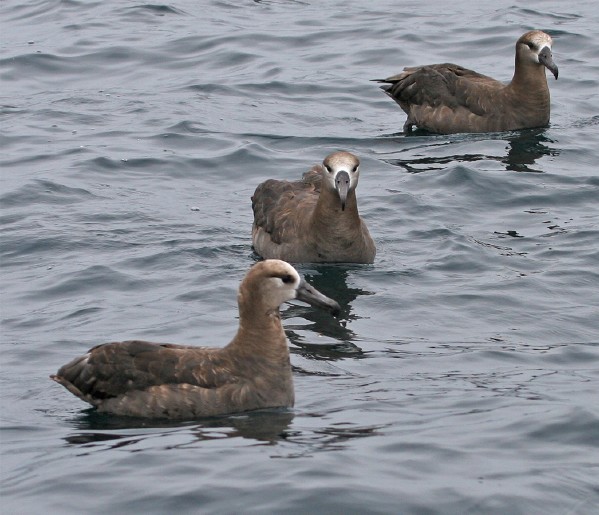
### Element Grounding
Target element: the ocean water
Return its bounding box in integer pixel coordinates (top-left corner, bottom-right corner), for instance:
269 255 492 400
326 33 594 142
1 0 598 513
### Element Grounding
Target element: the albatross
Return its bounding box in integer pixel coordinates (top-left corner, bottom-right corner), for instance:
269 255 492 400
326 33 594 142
375 30 559 134
251 151 376 264
51 260 340 419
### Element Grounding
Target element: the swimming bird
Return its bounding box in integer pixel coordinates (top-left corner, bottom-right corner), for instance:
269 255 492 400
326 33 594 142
251 151 376 263
51 260 340 419
375 30 559 134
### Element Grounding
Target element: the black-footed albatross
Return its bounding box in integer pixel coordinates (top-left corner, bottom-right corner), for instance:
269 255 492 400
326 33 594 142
251 151 376 264
51 260 340 419
375 30 559 134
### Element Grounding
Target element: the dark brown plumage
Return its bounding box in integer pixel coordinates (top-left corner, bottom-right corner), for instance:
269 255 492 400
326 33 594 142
375 30 558 134
51 260 340 419
251 151 376 263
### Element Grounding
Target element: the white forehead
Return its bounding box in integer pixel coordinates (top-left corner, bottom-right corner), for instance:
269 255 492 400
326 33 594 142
323 152 360 170
527 31 553 49
263 259 300 280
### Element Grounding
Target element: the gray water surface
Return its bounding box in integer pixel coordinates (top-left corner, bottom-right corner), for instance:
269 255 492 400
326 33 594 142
1 1 598 513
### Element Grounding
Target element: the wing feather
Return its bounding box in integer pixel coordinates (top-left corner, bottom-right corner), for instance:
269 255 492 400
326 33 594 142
251 167 320 245
53 340 237 402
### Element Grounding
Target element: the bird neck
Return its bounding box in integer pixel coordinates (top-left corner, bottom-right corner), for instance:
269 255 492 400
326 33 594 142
231 303 289 359
510 55 550 98
311 187 360 232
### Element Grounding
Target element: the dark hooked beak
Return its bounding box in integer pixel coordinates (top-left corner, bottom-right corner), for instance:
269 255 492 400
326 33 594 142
335 170 350 211
538 46 558 79
296 278 341 317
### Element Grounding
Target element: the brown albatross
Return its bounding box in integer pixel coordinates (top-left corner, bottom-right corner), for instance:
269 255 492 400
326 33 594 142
375 30 559 134
251 151 376 264
51 260 340 419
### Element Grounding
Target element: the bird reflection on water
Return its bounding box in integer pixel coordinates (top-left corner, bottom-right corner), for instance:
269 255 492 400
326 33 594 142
503 128 559 172
63 408 386 454
63 408 296 448
384 128 559 174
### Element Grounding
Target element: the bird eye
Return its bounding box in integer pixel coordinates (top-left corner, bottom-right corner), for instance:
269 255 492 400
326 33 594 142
281 274 294 284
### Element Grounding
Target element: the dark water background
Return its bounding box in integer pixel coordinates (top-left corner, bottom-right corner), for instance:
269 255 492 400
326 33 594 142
1 0 598 513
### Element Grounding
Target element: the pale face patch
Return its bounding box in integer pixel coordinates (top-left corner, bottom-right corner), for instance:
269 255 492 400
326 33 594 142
520 30 553 64
322 151 361 191
261 261 301 306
